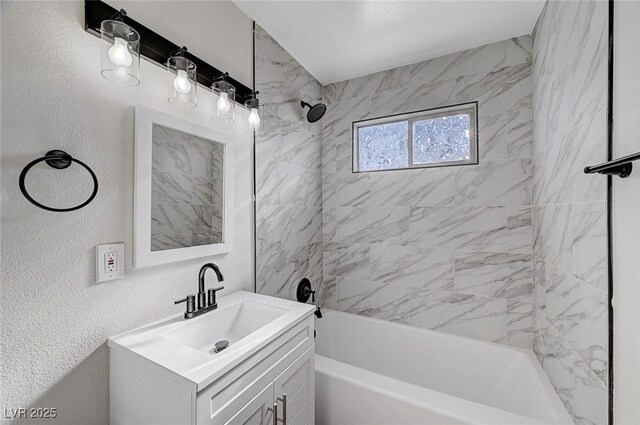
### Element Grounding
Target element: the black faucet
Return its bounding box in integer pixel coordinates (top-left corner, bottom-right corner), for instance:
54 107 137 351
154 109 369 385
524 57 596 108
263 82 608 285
175 263 225 319
296 277 323 319
198 263 224 309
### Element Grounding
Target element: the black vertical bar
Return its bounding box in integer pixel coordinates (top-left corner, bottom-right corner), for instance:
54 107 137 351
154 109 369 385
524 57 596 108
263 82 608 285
252 20 258 294
606 0 615 424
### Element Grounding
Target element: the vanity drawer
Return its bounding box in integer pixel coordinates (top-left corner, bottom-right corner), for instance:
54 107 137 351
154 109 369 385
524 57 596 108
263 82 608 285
196 316 314 425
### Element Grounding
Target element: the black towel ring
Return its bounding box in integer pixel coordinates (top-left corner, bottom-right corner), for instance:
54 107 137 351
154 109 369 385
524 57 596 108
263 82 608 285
19 150 99 212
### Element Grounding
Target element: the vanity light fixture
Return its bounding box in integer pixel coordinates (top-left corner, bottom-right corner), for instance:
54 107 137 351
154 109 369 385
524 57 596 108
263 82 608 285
87 1 255 103
167 46 197 108
212 73 236 123
245 91 263 134
100 9 140 86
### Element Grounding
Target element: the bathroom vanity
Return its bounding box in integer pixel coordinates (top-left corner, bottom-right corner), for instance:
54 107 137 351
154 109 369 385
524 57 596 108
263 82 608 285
108 291 316 425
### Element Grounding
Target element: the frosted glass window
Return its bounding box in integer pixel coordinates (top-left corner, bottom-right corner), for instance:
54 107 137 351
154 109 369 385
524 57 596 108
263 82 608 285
353 102 477 172
357 121 409 171
413 114 471 164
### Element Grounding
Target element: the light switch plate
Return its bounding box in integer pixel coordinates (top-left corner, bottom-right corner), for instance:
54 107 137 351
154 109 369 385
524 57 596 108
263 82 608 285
96 242 125 283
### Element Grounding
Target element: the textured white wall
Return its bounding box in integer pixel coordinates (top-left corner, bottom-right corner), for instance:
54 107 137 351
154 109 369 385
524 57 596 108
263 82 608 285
0 2 254 424
613 2 640 423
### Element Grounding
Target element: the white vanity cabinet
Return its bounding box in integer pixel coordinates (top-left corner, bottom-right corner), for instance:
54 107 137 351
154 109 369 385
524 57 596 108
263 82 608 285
108 291 315 425
221 347 314 425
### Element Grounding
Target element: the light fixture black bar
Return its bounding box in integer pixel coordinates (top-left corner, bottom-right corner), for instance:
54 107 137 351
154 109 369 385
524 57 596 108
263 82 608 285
84 0 253 103
584 151 640 178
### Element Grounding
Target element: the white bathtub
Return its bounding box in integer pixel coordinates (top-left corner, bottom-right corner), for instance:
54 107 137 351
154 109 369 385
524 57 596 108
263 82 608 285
315 310 572 425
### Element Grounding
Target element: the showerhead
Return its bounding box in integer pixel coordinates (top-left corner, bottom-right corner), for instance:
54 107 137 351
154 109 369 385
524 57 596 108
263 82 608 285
301 101 326 123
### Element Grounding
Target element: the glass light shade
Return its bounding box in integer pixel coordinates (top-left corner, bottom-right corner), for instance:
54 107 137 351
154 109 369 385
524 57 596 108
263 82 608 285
244 99 264 134
212 81 235 123
167 56 197 108
100 20 140 86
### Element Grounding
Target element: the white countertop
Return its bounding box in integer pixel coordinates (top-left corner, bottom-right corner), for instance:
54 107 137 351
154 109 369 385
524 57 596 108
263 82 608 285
108 291 315 390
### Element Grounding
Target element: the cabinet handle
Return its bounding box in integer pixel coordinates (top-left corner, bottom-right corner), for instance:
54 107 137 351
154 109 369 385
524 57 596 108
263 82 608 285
277 393 287 425
267 403 278 425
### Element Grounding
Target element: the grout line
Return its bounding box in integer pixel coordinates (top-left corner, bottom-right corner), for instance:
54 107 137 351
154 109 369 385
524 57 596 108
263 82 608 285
532 254 608 296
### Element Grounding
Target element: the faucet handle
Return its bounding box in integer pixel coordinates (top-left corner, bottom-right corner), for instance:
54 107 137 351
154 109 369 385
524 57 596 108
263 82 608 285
207 286 225 307
175 294 196 316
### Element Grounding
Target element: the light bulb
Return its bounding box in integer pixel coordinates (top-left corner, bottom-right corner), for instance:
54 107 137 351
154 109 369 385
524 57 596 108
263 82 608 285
115 66 129 80
217 92 231 113
248 108 261 127
173 70 192 94
108 37 132 67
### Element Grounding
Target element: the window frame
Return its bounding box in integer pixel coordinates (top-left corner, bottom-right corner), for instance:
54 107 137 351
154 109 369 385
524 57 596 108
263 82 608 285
352 101 479 173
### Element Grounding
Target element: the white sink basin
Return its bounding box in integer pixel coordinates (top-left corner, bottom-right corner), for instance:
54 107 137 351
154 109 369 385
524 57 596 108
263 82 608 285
161 300 288 354
108 291 315 389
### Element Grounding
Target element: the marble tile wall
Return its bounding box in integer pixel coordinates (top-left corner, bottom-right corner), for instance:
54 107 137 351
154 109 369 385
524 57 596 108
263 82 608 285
531 2 609 424
321 36 535 348
254 25 324 301
151 124 224 251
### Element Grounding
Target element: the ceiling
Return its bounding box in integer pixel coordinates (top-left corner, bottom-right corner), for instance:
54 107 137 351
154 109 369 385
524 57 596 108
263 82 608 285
234 0 545 85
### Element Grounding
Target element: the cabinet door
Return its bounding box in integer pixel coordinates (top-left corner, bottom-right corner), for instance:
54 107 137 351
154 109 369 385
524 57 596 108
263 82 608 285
224 383 275 425
273 346 315 425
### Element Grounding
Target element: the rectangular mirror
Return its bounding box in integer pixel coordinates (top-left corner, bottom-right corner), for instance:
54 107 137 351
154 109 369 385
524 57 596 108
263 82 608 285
134 105 234 268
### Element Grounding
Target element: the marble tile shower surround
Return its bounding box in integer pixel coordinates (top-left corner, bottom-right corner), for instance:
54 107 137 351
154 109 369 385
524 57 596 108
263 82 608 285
531 2 609 425
255 21 607 425
254 25 324 302
320 35 535 349
151 124 224 251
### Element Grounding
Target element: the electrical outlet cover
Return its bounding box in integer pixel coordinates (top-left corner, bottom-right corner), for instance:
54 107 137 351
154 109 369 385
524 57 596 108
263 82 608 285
96 242 125 283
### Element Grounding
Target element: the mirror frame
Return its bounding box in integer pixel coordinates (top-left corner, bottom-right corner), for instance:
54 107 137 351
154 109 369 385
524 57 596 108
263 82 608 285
134 104 234 268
